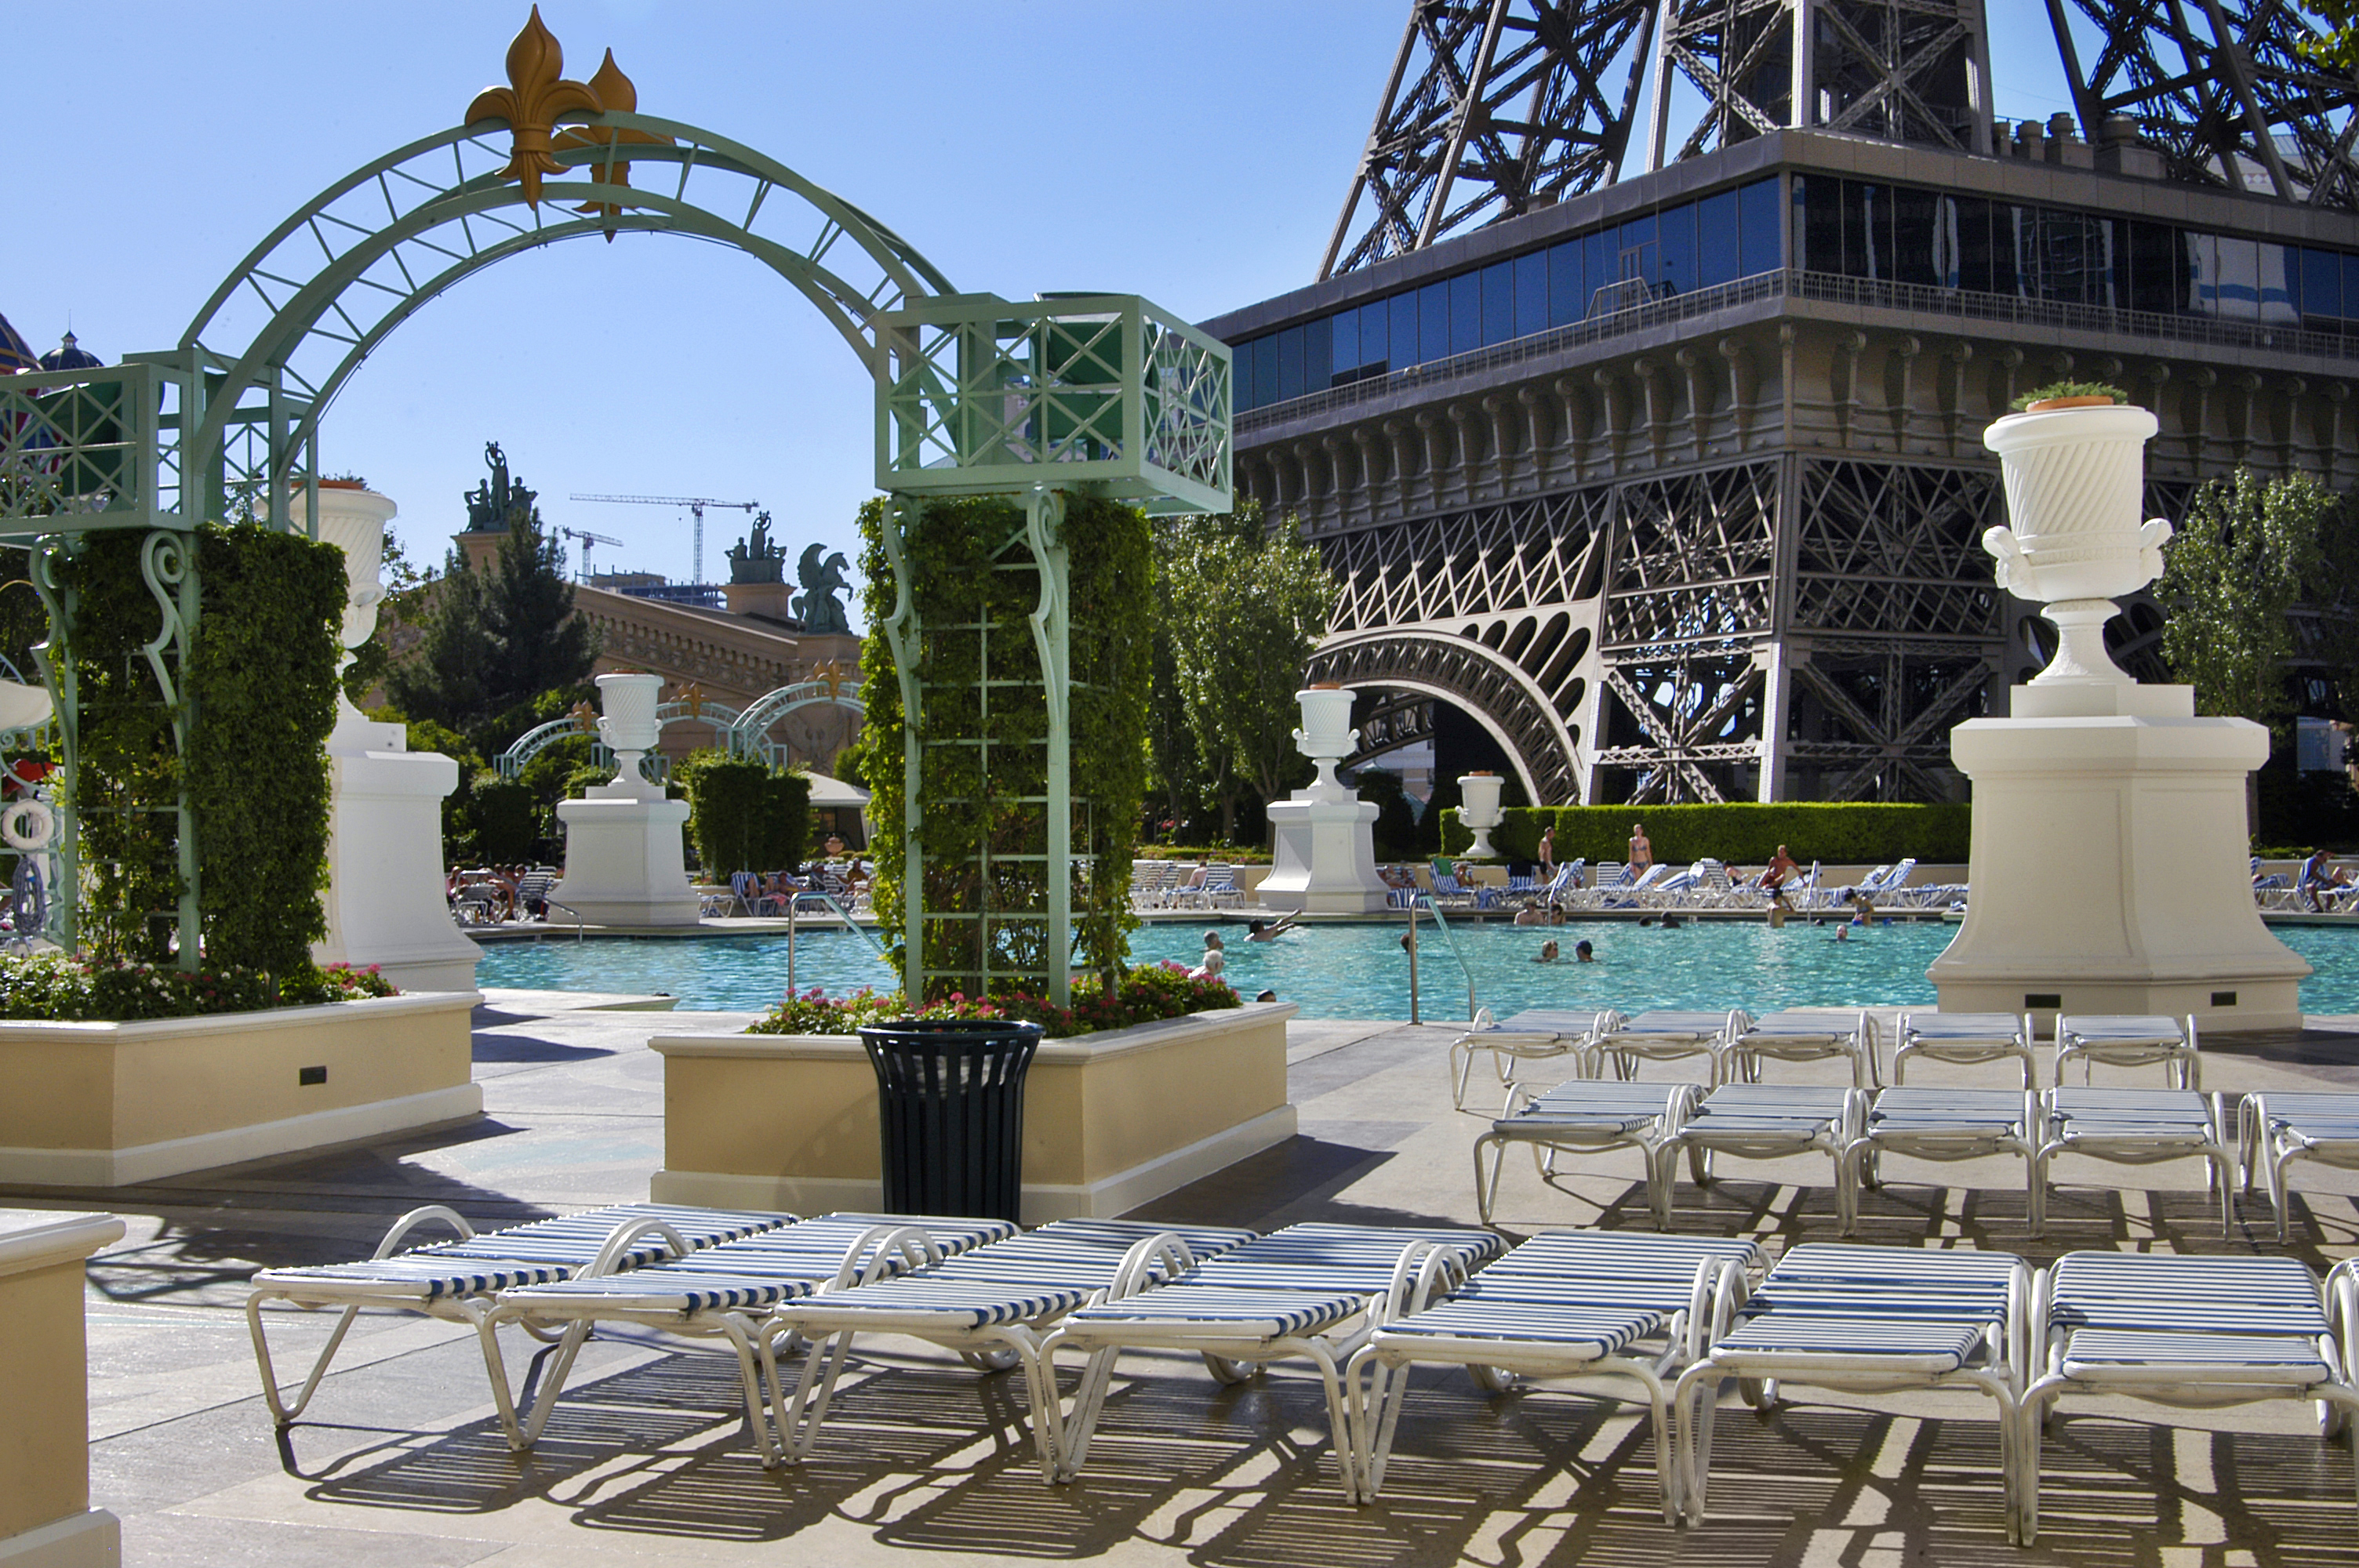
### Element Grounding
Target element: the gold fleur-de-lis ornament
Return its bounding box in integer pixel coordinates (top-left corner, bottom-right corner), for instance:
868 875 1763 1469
555 51 672 238
465 8 603 208
570 700 598 734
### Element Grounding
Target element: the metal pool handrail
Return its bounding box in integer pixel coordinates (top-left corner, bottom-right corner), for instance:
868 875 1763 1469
1411 894 1479 1023
783 888 899 994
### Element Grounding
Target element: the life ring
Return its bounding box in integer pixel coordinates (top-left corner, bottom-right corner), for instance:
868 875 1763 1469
2 798 55 851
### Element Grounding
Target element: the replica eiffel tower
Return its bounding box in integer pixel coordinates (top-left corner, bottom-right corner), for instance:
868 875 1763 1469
1212 0 2359 805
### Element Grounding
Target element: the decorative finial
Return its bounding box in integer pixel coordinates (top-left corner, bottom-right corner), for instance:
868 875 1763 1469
570 699 598 734
554 49 672 238
465 8 604 208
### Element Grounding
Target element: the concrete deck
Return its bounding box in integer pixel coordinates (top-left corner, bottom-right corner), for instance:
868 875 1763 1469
5 998 2358 1565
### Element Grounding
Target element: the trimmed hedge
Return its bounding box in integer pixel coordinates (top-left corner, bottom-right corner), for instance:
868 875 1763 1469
1441 803 1972 866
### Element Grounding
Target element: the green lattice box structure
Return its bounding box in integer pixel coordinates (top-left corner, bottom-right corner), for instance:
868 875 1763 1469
875 292 1230 515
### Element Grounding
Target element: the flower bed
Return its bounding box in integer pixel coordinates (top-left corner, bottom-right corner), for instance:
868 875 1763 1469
747 962 1238 1039
0 956 395 1022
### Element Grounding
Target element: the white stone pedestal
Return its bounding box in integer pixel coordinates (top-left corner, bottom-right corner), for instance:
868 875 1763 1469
1928 692 2309 1033
1259 795 1389 914
551 793 700 927
314 717 485 993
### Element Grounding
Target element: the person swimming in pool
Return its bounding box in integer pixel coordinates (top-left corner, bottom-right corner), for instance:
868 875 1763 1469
1535 938 1560 963
1575 939 1595 962
1246 914 1299 942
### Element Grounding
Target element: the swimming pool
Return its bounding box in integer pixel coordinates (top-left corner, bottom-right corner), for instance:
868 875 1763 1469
473 917 2359 1018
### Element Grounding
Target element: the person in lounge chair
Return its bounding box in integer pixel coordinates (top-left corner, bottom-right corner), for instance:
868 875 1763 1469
2299 848 2336 912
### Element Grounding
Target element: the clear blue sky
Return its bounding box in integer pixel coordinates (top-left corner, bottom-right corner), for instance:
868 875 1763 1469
2 2 2077 614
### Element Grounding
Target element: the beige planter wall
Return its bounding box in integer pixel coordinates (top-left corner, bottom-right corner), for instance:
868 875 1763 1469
0 1210 125 1567
652 1002 1297 1222
0 993 482 1187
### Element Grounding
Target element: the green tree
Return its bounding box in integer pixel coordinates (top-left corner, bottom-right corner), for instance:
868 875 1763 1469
2157 470 2335 728
1161 502 1333 840
383 553 500 728
2299 0 2359 68
485 508 597 710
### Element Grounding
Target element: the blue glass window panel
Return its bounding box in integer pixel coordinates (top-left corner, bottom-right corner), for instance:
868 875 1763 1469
2259 243 2297 324
1419 281 1452 361
1329 306 1358 378
1359 298 1389 372
1584 228 1616 310
1250 336 1278 410
1277 325 1304 401
1741 178 1782 276
1697 189 1740 287
1952 197 1996 292
2211 234 2259 318
1481 260 1516 343
1548 239 1583 325
1891 187 1940 287
1233 337 1258 410
1658 202 1697 294
1514 251 1549 335
1393 289 1423 367
1304 317 1332 387
2301 248 2340 320
1841 183 1876 277
1618 213 1658 287
2344 254 2359 325
1448 272 1482 354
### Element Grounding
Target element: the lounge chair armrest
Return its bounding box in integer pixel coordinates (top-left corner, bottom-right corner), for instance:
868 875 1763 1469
370 1204 475 1259
1381 1240 1460 1322
1106 1230 1198 1300
840 1221 942 1287
584 1217 691 1277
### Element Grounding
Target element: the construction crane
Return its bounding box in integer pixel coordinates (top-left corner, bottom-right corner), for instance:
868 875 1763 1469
569 493 758 588
556 526 624 583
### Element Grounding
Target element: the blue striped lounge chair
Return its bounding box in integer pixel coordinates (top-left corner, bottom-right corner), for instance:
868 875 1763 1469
1659 1083 1869 1229
485 1212 1016 1460
2019 1252 2359 1544
1722 1008 1881 1087
1594 1009 1747 1085
1448 1006 1623 1109
1473 1079 1699 1225
2053 1013 2199 1089
1041 1222 1505 1500
245 1202 791 1439
1349 1229 1766 1519
2036 1087 2237 1234
1892 1011 2036 1087
2239 1089 2359 1241
1673 1243 2030 1538
759 1218 1258 1475
1840 1087 2044 1234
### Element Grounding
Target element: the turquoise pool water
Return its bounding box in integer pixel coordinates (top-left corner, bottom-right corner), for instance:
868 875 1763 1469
474 918 2359 1019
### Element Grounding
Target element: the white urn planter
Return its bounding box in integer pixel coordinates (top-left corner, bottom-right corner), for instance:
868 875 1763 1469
1258 685 1389 915
552 672 699 927
1928 399 2306 1031
282 484 482 993
1457 771 1505 860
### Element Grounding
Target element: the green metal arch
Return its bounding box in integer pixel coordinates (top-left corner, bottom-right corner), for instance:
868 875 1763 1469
180 113 956 495
725 680 866 763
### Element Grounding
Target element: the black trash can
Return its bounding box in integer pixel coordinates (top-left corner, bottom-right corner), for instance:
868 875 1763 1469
858 1018 1044 1223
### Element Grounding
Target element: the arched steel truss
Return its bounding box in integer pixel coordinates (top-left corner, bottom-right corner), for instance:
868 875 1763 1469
725 681 866 765
174 114 952 520
1306 627 1581 802
496 682 867 779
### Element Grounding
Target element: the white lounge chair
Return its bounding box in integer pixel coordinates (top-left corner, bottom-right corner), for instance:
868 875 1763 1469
245 1203 791 1437
1892 1010 2036 1087
758 1218 1257 1475
2019 1252 2359 1544
1595 1008 1747 1084
1723 1008 1880 1087
1674 1243 2030 1538
1473 1078 1699 1224
1659 1083 1870 1230
2053 1013 2199 1089
486 1212 1016 1460
1044 1222 1504 1500
1841 1087 2044 1235
2238 1089 2359 1241
2036 1087 2237 1234
1447 1006 1622 1109
1349 1229 1768 1519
